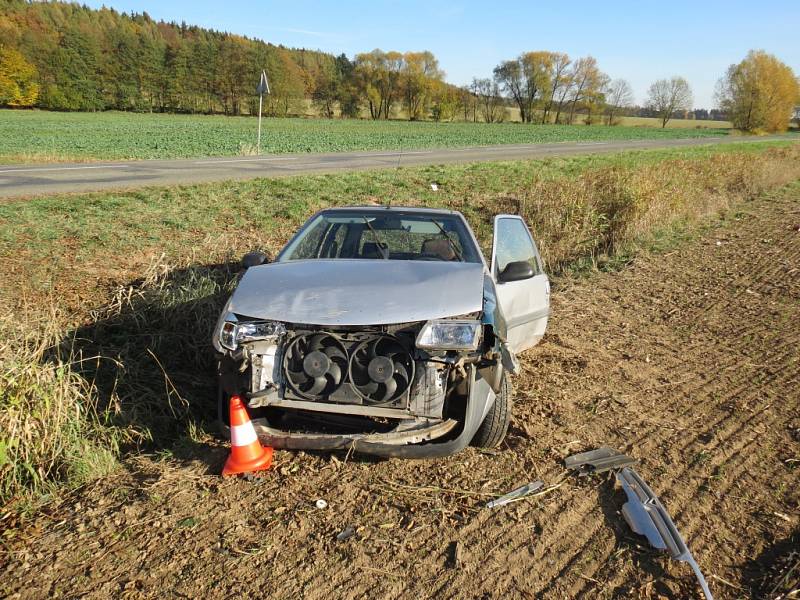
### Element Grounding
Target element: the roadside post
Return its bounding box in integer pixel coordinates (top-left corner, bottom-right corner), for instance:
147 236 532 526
256 70 270 155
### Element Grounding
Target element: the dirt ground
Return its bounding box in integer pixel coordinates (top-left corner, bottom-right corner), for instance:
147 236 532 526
2 186 799 599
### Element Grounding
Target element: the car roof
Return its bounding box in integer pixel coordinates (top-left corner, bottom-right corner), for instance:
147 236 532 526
319 205 464 217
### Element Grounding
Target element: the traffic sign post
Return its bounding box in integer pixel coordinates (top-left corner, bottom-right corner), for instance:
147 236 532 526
256 70 270 155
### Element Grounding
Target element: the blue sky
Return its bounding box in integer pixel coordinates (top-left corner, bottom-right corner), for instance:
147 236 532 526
85 0 799 109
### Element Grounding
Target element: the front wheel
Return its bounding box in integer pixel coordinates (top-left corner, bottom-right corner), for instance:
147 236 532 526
471 374 512 448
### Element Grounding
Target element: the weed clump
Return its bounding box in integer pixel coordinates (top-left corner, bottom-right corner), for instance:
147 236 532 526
0 315 121 503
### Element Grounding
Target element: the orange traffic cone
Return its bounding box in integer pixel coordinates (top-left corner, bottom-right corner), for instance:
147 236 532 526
222 395 273 476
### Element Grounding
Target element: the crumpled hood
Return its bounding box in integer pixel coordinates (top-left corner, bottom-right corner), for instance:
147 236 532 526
227 259 485 326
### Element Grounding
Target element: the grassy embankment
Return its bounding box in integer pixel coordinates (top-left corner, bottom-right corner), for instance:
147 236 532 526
1 141 799 506
0 109 734 163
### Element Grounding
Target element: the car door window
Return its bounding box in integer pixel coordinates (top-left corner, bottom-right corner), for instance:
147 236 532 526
494 217 541 276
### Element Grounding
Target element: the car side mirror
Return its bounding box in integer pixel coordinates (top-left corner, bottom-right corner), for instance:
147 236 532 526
498 260 534 283
241 251 269 269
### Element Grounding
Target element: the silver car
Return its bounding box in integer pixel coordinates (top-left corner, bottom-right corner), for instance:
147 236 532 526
213 206 549 457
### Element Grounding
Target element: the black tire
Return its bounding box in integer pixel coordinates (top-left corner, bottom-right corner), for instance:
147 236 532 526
471 374 512 448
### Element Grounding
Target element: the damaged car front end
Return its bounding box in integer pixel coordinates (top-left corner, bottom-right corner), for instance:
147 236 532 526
213 207 549 458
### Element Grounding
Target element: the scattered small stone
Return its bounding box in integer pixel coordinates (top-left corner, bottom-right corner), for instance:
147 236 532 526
315 499 328 510
336 525 356 542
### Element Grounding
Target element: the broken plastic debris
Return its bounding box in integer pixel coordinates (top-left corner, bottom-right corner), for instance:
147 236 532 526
486 481 544 509
315 499 328 509
564 447 636 476
616 467 713 600
336 525 356 541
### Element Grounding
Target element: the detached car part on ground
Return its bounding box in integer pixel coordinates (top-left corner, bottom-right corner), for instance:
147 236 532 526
617 467 713 600
565 449 714 600
213 207 550 457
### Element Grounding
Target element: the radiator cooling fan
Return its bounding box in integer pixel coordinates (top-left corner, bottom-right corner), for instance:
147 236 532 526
349 335 414 404
283 333 348 399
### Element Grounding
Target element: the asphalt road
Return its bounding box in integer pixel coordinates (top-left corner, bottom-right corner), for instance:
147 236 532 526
0 134 794 198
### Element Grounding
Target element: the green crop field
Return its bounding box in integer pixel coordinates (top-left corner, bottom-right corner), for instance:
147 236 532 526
0 109 731 163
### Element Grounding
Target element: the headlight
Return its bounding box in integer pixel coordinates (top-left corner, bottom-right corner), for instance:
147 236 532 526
219 320 238 350
416 319 481 351
236 321 285 343
218 315 285 351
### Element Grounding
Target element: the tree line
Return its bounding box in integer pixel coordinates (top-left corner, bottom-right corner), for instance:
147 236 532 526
0 0 333 115
0 1 458 119
1 1 798 131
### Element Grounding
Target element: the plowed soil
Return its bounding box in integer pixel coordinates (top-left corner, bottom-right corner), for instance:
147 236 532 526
2 185 799 599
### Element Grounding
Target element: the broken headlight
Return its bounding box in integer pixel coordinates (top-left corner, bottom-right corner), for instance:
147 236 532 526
218 315 285 351
416 319 481 351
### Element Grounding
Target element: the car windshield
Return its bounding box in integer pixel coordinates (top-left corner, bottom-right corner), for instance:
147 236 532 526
278 210 481 263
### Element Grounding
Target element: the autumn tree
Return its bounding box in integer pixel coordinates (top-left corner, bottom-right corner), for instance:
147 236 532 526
493 51 552 123
402 51 443 120
582 86 608 125
430 81 458 121
541 52 571 123
354 50 383 119
646 76 693 127
333 54 360 118
310 54 357 118
0 46 38 107
312 67 337 118
565 57 606 124
265 48 306 117
604 79 634 125
715 50 800 132
457 85 477 122
473 77 504 123
354 49 404 119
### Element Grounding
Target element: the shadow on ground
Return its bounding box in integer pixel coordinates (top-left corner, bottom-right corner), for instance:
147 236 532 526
60 260 240 469
57 258 388 472
741 526 799 599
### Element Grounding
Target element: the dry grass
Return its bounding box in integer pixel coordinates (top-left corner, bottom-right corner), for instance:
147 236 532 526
0 312 122 503
457 145 800 273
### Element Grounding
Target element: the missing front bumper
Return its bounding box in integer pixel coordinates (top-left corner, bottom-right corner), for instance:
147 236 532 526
250 418 458 450
220 365 494 458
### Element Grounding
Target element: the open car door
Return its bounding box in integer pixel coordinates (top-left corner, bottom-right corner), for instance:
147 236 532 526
491 215 550 354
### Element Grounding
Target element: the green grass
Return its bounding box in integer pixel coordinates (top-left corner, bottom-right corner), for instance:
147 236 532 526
0 109 733 163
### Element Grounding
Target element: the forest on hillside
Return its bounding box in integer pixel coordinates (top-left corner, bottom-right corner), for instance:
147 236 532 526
0 0 340 115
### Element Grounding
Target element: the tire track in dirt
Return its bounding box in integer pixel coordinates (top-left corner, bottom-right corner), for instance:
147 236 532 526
430 363 761 597
589 427 789 598
583 408 783 596
532 398 780 597
514 194 799 597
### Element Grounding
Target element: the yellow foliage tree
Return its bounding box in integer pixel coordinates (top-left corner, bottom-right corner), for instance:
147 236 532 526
0 46 38 107
716 50 799 132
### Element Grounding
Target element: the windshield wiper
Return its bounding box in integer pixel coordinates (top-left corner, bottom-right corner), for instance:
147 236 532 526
362 217 388 259
429 219 463 261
